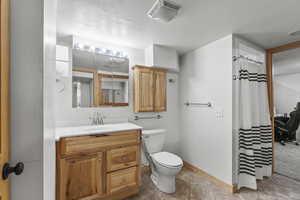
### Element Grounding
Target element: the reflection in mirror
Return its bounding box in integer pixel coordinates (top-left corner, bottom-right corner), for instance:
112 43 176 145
72 69 95 108
72 46 129 108
112 76 129 105
98 73 129 106
99 74 114 106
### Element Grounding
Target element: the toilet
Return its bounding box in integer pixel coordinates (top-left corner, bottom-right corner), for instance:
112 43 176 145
142 129 183 193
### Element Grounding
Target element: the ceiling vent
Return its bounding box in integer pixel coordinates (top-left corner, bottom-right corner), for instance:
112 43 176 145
147 0 181 22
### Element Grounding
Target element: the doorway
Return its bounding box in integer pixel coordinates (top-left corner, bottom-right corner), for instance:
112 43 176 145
267 41 300 181
0 0 11 199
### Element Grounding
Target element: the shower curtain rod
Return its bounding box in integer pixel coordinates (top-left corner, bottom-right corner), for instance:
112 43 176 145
233 55 263 65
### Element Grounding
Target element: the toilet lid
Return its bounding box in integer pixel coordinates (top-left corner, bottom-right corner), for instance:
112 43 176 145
151 152 183 167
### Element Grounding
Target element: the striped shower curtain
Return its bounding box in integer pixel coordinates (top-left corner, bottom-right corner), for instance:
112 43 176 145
233 59 272 190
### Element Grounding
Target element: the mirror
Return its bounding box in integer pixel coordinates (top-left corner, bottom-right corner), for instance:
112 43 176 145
72 47 129 108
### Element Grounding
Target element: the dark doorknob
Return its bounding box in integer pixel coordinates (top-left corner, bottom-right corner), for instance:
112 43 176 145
2 162 24 180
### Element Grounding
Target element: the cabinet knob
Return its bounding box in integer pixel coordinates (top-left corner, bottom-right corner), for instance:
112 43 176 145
121 156 128 161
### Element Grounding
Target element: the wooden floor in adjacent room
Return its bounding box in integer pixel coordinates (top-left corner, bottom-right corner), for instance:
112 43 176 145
126 168 300 200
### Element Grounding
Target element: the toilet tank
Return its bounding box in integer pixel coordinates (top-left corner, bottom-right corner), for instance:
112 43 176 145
142 129 166 154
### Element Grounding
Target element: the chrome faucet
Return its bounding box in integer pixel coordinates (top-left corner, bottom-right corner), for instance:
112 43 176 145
90 111 104 125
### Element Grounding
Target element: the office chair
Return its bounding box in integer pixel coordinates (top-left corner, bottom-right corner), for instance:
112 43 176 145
275 102 300 146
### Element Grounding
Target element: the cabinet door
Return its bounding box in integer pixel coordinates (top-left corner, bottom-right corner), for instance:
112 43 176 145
58 153 104 200
134 67 154 112
154 70 167 112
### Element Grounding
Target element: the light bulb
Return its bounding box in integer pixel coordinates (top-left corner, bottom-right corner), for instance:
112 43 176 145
90 46 95 52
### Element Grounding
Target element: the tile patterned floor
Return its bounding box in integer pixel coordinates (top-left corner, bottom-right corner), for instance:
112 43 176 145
127 168 300 200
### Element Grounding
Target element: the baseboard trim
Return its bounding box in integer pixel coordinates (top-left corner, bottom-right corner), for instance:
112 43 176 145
183 161 237 193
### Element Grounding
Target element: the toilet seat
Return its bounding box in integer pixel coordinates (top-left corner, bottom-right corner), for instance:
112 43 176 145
151 152 183 168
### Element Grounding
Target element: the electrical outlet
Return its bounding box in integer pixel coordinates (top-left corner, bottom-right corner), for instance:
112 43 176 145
216 108 224 118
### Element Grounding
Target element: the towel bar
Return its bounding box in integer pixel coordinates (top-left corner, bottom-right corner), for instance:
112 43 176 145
134 115 162 120
184 102 212 107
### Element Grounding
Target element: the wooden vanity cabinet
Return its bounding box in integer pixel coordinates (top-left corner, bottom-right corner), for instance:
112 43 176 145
56 130 141 200
133 66 167 112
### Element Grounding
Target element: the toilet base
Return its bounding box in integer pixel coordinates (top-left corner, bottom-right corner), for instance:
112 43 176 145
150 172 176 194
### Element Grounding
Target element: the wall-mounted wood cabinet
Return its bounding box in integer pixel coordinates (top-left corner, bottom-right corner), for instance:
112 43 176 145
133 66 167 112
153 70 167 112
56 130 141 200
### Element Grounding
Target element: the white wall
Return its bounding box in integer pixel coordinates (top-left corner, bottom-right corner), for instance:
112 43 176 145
11 0 43 199
43 0 57 200
55 39 180 154
179 35 233 185
145 44 179 72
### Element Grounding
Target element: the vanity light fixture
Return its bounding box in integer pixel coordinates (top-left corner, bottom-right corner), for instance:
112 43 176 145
120 51 126 58
77 43 84 49
83 44 90 51
73 43 129 59
95 47 101 53
106 49 113 56
109 57 127 64
90 46 95 52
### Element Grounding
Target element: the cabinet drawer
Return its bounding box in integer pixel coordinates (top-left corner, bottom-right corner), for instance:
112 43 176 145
59 130 140 156
107 167 138 194
107 145 139 172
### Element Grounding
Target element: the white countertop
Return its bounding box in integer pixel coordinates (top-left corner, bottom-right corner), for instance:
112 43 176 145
55 122 143 141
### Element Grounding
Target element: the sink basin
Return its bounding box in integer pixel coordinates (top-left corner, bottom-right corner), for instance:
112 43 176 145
55 122 143 141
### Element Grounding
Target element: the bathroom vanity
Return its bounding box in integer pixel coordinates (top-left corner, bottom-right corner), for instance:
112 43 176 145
55 123 142 200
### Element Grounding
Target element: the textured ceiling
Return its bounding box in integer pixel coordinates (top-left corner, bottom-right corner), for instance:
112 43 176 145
57 0 300 54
